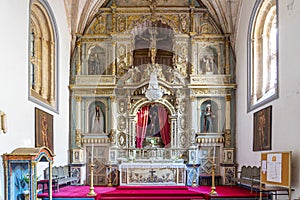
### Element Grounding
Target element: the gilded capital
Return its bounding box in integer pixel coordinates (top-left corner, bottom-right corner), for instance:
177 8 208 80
110 96 116 102
225 95 231 101
190 96 196 102
75 96 82 102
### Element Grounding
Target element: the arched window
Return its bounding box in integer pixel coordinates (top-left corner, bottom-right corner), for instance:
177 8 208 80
247 0 278 112
29 0 59 112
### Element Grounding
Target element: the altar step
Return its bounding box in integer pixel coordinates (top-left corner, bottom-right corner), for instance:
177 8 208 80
99 186 205 200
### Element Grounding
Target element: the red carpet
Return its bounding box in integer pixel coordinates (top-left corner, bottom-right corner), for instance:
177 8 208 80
100 186 204 199
37 185 265 200
189 186 263 199
37 186 116 199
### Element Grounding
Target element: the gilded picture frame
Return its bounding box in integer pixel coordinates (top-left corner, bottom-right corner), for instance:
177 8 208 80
35 107 53 153
253 106 272 151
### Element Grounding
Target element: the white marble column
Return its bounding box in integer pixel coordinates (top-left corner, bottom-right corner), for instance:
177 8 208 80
225 95 231 147
110 97 117 130
170 117 177 148
75 96 82 131
190 96 197 131
128 116 135 148
190 40 196 74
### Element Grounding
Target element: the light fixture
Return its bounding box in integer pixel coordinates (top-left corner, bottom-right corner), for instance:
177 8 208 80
0 110 7 133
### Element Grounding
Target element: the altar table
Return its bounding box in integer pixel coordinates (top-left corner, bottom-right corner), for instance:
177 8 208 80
119 163 186 186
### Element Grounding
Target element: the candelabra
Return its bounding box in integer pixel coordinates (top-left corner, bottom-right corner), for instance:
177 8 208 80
87 161 97 196
107 163 113 187
209 162 218 195
192 161 197 187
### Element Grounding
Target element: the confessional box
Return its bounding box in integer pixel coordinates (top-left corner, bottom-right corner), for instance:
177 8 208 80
2 147 54 200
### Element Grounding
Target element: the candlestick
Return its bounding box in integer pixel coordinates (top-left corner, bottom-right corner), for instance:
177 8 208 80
210 144 218 196
87 162 97 196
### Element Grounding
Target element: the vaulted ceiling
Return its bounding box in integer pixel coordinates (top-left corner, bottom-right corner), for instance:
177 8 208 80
63 0 242 54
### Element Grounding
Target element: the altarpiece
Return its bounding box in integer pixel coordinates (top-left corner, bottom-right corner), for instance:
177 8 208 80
69 0 236 186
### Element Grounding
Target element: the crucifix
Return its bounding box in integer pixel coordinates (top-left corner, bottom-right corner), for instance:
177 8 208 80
149 0 157 17
149 168 156 181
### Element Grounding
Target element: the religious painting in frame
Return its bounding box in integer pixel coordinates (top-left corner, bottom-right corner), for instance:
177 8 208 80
35 107 54 153
253 106 272 151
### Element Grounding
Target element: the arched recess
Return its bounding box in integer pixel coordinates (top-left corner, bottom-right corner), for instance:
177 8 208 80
132 20 174 67
86 99 109 134
198 98 222 133
129 98 177 149
130 98 176 116
29 0 59 113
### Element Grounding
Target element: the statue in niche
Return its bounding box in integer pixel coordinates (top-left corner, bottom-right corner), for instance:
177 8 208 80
147 106 159 137
88 47 105 75
200 55 217 75
91 105 104 133
203 104 215 133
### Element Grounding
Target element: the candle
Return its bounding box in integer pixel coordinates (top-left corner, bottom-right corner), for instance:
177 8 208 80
213 145 216 162
91 144 94 163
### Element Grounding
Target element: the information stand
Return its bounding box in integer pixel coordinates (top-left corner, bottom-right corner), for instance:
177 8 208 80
260 151 292 200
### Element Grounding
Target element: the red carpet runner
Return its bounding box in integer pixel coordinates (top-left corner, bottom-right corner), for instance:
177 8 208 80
38 185 264 200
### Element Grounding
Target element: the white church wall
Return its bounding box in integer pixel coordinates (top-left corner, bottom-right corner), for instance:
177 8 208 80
236 1 300 199
0 0 70 199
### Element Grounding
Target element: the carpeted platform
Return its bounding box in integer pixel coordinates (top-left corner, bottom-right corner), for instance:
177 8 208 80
189 186 266 200
37 185 267 200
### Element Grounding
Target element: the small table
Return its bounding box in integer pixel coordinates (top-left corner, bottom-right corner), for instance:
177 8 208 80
199 174 221 186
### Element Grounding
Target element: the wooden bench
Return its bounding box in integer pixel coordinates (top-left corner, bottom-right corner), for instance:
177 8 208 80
234 165 260 192
42 165 79 192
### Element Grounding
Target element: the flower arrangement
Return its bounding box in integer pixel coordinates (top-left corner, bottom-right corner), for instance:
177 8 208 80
15 172 29 194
